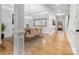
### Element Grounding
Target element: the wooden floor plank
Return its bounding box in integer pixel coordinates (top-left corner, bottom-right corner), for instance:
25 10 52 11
0 31 73 55
25 31 73 55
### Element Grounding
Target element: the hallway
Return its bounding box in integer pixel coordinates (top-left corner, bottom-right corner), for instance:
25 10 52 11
0 4 77 55
25 31 73 55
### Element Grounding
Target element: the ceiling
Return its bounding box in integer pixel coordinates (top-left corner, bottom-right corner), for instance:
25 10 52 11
2 4 70 14
1 4 70 21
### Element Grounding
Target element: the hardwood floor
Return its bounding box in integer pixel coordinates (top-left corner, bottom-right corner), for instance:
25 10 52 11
0 37 13 55
25 31 73 55
0 31 73 55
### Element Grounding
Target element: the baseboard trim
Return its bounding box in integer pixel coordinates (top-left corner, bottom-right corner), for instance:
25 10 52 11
66 31 77 55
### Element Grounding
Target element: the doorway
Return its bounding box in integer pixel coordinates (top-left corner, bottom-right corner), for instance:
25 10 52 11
56 14 65 31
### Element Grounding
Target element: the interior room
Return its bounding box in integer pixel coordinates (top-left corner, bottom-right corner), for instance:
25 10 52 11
0 4 79 55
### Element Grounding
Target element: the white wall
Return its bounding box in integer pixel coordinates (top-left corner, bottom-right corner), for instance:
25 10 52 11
77 6 79 30
46 12 56 35
76 5 79 54
34 12 56 35
68 5 77 31
65 16 68 31
36 13 49 34
67 5 78 54
1 5 56 37
24 12 56 35
2 7 13 37
24 16 33 27
67 30 77 54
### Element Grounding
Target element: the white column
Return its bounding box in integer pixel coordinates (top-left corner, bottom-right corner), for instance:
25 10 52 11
14 4 24 55
65 15 68 31
0 5 1 42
